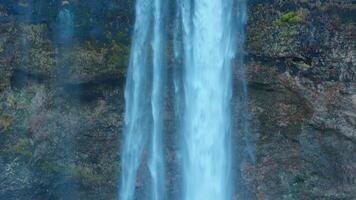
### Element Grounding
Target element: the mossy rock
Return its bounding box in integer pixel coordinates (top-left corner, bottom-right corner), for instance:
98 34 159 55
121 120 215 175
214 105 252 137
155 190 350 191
279 30 298 38
275 11 306 26
40 161 105 183
5 138 33 158
15 24 56 76
0 114 13 132
59 40 128 83
66 165 104 183
59 46 109 82
106 40 129 70
281 11 305 23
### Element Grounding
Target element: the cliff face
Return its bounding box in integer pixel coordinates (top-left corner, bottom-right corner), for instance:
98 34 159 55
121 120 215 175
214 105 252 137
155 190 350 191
244 1 355 199
0 1 132 199
0 1 355 200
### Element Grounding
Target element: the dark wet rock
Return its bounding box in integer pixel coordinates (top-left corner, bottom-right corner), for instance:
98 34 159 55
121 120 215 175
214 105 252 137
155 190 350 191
241 0 356 199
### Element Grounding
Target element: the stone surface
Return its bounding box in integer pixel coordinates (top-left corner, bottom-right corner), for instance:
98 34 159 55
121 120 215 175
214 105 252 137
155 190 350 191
242 1 356 199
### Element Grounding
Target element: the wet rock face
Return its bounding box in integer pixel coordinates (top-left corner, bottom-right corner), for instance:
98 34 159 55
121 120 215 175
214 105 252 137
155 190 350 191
0 0 355 200
244 0 355 199
0 1 132 199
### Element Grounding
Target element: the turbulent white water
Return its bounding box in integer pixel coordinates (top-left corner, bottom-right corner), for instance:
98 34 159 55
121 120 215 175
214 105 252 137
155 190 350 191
120 0 165 200
176 0 237 199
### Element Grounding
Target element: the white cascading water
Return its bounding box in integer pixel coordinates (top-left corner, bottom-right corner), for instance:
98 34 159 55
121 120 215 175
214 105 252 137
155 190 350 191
120 0 165 199
149 0 165 199
121 0 248 199
120 1 152 199
176 0 237 199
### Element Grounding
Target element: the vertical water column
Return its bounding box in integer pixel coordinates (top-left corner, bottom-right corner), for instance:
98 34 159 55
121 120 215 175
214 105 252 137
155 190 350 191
233 1 257 199
234 0 256 166
54 4 80 199
58 8 74 45
19 1 33 87
120 1 152 199
177 0 236 200
56 3 74 81
11 1 35 88
149 0 166 199
173 1 186 198
120 0 166 199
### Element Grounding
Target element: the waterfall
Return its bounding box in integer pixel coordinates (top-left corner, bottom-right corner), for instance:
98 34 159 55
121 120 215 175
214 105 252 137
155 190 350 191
53 5 80 199
55 6 74 86
121 0 249 199
120 0 165 199
149 0 166 199
120 2 152 199
19 1 33 86
233 1 257 199
234 0 256 167
56 5 74 76
175 0 237 199
58 8 74 44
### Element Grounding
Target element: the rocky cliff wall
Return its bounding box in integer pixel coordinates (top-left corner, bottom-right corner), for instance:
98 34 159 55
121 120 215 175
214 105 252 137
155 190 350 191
0 1 355 199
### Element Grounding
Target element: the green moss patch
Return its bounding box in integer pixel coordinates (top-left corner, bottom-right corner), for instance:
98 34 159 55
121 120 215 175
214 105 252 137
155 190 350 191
0 114 13 132
279 30 298 38
275 11 306 26
41 161 105 183
107 40 129 70
281 11 305 23
5 138 33 157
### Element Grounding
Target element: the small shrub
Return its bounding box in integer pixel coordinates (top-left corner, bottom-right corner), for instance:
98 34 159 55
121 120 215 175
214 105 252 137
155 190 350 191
280 11 305 24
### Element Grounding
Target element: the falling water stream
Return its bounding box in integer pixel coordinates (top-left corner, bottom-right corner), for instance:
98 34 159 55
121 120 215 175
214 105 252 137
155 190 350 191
54 5 78 198
177 0 236 200
120 0 165 200
19 1 33 86
121 0 248 199
58 8 74 44
120 1 153 199
57 5 74 81
149 0 166 199
56 5 74 155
